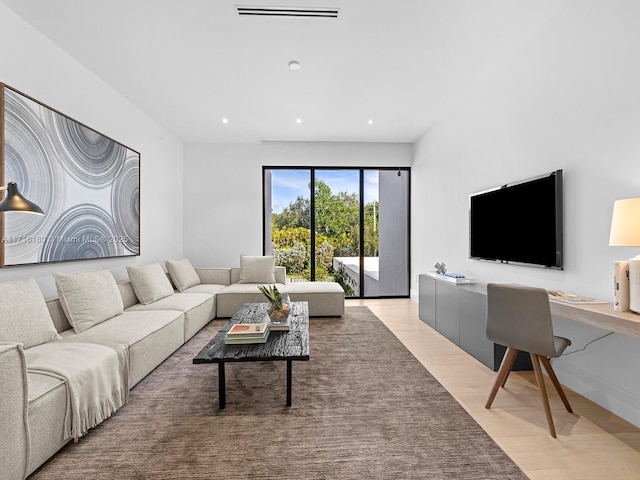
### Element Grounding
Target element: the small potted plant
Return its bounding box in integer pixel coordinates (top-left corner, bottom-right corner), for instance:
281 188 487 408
258 284 291 322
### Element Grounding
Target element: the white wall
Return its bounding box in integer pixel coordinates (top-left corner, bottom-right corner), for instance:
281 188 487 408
183 141 412 267
411 0 640 426
0 5 184 297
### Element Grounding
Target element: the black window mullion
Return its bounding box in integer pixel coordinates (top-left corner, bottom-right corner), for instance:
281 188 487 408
359 169 365 298
310 169 316 281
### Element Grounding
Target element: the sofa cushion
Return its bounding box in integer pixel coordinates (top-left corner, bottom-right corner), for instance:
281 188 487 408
60 310 185 387
126 292 215 341
238 255 276 284
0 278 62 348
127 263 174 305
125 292 212 314
54 268 123 334
183 284 228 295
219 282 286 295
194 268 231 286
166 258 201 292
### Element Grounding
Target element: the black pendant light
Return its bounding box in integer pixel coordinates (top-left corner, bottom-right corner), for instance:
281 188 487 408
0 182 44 215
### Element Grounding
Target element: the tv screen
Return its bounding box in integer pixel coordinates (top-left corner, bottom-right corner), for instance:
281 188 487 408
469 170 563 269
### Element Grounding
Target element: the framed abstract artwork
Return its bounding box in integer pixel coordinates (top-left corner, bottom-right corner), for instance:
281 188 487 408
0 84 140 267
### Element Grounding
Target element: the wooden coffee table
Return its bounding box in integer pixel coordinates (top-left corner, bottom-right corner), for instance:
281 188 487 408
193 301 310 409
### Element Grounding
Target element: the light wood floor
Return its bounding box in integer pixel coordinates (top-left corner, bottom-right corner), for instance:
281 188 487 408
347 298 640 479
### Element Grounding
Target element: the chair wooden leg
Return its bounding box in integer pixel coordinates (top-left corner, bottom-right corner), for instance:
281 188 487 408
486 347 519 409
540 356 573 413
499 347 519 388
531 353 557 438
500 366 511 388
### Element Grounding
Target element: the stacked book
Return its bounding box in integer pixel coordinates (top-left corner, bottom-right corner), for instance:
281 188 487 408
225 322 270 344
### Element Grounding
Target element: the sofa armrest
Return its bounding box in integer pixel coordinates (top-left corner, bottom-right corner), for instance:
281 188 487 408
0 343 30 480
195 268 231 286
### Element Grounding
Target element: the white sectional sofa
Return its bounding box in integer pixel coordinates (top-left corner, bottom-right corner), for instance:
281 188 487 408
0 258 344 479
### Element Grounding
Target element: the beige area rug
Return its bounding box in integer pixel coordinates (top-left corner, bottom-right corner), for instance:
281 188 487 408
30 307 527 479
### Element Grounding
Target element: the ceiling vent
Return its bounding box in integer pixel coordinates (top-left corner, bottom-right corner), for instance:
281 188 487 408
236 5 339 18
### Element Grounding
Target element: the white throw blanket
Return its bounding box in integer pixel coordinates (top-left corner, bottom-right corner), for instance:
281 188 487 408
26 341 129 441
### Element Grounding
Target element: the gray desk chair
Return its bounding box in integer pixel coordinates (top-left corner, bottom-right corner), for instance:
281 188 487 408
485 283 573 438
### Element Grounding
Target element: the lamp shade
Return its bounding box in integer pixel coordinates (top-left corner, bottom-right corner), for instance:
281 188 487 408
609 197 640 246
0 182 44 215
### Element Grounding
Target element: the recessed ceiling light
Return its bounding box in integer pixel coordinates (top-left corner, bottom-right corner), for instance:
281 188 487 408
368 119 374 125
296 118 302 124
289 60 302 71
222 118 229 124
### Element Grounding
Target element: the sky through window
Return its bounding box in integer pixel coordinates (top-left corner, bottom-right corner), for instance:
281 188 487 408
270 169 379 213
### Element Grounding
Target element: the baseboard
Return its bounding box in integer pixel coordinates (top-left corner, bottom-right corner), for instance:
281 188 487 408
410 289 418 302
552 358 640 428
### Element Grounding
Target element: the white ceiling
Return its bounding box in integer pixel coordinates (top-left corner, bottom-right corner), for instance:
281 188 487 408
1 0 567 144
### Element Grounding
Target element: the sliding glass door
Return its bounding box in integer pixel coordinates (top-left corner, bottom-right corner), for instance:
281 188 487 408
264 167 409 298
263 169 311 281
363 169 409 296
314 170 361 295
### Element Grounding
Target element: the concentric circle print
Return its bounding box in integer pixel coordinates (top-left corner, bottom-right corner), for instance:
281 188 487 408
2 87 139 267
39 204 126 262
43 110 126 188
3 91 66 264
111 155 140 254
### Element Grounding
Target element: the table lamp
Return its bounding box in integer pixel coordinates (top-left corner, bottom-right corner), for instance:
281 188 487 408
609 197 640 313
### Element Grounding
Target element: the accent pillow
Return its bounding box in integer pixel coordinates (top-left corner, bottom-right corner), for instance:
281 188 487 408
238 255 276 284
54 268 124 334
165 258 201 292
126 263 174 305
0 277 62 348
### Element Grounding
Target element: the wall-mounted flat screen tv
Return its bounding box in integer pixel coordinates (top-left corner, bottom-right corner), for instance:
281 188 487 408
469 170 563 269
